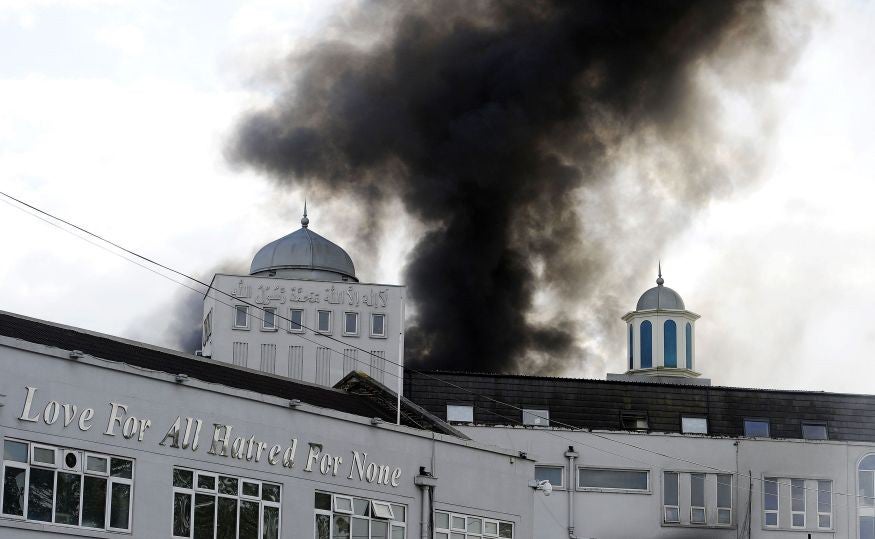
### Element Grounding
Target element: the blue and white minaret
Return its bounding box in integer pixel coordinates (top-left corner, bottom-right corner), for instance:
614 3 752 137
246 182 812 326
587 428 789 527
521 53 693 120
620 264 701 378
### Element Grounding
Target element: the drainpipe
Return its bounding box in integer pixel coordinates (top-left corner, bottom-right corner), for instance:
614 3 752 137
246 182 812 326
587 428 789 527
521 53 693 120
565 446 579 539
415 467 438 539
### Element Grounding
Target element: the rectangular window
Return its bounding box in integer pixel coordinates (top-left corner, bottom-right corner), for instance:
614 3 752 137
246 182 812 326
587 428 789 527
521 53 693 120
764 477 779 527
817 480 832 529
522 409 549 427
234 305 249 329
621 411 649 431
262 307 277 330
717 474 732 525
173 467 281 539
578 468 649 492
289 309 304 332
343 312 359 336
744 418 770 438
371 313 386 337
690 473 706 524
801 422 828 440
446 405 473 423
202 310 212 346
315 491 406 539
534 466 564 489
663 472 679 523
317 310 332 333
791 478 805 528
1 439 133 532
434 510 512 538
681 417 708 434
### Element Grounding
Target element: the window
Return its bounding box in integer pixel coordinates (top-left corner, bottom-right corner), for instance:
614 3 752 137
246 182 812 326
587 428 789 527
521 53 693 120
628 324 633 370
262 307 277 330
663 472 679 523
371 313 386 337
817 480 832 529
744 419 770 438
202 310 212 346
640 321 652 368
343 312 359 336
578 468 649 492
315 491 406 539
685 322 692 369
859 456 875 537
621 411 648 431
1 439 133 532
664 320 677 368
289 309 304 332
172 467 280 539
764 477 779 527
802 422 828 440
690 473 705 524
681 417 708 434
234 305 249 329
717 474 732 525
535 466 564 489
791 478 805 528
522 409 549 427
317 310 332 333
434 510 512 538
446 405 473 423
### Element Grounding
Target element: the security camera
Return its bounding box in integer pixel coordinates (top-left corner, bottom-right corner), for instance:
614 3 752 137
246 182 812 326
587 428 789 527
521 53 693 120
528 479 553 496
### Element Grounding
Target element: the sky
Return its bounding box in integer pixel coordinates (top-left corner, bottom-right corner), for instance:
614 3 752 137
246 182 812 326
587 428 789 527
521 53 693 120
1 0 874 393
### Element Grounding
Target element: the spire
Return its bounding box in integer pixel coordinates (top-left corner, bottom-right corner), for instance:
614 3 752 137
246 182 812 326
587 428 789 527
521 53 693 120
301 199 309 228
656 261 664 286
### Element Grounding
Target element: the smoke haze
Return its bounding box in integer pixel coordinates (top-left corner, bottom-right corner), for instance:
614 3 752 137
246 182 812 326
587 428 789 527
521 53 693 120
228 0 812 374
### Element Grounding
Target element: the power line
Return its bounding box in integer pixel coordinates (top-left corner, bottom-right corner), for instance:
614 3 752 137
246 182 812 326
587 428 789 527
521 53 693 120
0 191 866 505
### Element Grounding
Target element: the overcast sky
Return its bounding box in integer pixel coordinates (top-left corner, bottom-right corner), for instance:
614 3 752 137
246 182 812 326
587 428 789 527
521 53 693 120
2 0 874 393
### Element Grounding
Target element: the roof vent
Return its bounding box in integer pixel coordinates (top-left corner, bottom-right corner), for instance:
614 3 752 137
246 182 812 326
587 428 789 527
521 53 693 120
69 350 84 360
175 374 189 384
288 399 302 408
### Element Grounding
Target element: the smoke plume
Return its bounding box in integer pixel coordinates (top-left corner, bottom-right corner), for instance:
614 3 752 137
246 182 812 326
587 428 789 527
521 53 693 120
229 0 811 374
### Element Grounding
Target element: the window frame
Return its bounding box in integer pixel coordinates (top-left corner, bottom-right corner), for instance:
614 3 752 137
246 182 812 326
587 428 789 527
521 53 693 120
790 478 805 529
370 313 387 338
681 416 708 435
620 411 649 432
172 467 281 539
202 309 212 346
743 418 770 438
343 311 360 337
314 490 406 539
716 473 733 526
316 310 332 334
576 466 651 494
817 479 832 530
662 471 680 524
446 404 474 424
534 465 565 490
261 307 278 331
522 408 549 427
689 473 706 525
30 443 57 468
763 476 779 528
433 509 513 538
801 421 828 440
233 305 250 330
288 308 304 333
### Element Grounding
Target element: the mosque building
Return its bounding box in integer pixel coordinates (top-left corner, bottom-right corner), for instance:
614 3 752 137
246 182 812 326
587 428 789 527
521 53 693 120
6 209 875 538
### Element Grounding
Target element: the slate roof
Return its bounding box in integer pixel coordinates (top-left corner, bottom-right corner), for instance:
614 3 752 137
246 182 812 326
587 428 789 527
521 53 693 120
404 369 875 442
0 310 453 434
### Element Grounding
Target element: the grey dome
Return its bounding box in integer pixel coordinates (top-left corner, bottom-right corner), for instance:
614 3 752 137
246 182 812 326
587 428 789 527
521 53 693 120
250 223 357 282
636 285 685 310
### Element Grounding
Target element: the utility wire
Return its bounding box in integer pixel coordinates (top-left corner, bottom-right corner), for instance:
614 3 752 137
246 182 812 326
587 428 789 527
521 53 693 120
0 191 865 504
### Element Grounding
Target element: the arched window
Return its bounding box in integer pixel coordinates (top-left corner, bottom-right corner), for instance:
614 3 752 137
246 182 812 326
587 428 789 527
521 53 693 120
640 321 652 369
686 323 693 370
859 455 875 537
628 324 633 370
664 320 677 368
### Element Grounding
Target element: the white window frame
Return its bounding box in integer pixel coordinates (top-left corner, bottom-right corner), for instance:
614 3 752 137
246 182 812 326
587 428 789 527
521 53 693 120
689 473 706 524
2 438 134 533
446 405 474 423
333 494 354 514
371 500 395 520
202 309 212 346
716 473 733 526
763 477 779 528
370 313 387 338
233 305 250 329
434 510 513 538
172 467 281 539
30 443 57 467
743 418 770 438
522 409 549 427
681 416 708 434
577 466 650 494
315 490 406 539
343 311 360 336
316 310 332 334
817 479 832 530
790 478 805 528
534 465 565 490
288 308 304 333
261 307 278 331
662 471 680 523
85 453 109 476
801 421 828 440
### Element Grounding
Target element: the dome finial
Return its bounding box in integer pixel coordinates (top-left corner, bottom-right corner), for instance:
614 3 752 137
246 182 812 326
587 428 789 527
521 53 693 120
656 261 664 286
301 199 309 228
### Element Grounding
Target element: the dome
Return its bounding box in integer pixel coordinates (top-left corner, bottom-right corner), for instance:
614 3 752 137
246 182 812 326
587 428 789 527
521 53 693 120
250 209 357 282
636 285 685 310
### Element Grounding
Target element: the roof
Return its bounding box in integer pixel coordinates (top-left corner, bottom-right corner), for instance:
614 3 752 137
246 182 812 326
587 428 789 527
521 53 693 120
404 369 875 442
250 220 357 281
637 284 685 310
0 310 455 435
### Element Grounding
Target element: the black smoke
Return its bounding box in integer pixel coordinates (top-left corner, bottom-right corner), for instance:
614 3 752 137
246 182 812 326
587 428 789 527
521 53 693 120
229 0 811 373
